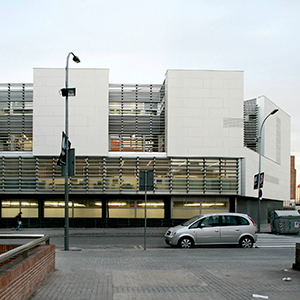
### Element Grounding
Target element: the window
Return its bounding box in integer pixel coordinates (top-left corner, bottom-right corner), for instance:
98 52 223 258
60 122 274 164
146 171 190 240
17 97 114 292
189 220 202 229
1 199 38 218
221 216 238 226
237 216 250 226
201 216 220 227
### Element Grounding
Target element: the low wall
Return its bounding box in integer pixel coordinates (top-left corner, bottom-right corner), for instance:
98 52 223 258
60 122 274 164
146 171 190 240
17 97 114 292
0 244 55 300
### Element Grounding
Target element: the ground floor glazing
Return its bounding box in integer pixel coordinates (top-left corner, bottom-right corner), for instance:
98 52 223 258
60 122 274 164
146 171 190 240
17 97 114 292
0 195 234 228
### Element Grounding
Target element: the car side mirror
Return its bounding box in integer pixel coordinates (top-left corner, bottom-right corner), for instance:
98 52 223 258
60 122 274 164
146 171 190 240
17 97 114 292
200 224 205 228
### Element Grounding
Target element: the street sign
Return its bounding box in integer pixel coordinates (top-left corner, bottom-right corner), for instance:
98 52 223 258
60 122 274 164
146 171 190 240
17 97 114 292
254 172 264 189
139 171 154 191
254 174 258 189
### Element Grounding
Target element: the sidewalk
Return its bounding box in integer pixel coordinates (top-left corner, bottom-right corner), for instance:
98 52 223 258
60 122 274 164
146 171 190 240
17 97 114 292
20 226 299 300
5 224 298 300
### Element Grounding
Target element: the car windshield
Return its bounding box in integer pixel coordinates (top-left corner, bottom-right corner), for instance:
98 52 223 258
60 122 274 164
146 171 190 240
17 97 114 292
181 215 202 226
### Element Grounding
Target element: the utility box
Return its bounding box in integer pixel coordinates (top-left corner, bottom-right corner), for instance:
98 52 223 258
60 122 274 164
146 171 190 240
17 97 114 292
270 210 300 234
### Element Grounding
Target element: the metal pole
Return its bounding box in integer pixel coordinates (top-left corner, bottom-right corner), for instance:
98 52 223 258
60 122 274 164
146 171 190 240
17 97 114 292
257 134 262 233
144 171 147 250
257 108 279 233
64 53 71 251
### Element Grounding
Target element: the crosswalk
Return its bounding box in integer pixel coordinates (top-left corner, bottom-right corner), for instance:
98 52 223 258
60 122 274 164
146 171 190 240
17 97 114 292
255 233 300 248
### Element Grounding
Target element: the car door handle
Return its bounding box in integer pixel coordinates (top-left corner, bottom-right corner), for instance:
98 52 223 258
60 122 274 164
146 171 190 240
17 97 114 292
236 229 240 231
215 229 219 232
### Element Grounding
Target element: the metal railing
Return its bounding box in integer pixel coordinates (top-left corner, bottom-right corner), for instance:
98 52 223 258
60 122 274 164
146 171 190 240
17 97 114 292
0 234 50 264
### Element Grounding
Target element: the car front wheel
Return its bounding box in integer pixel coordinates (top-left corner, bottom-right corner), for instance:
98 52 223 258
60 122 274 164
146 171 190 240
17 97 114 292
239 236 253 248
179 237 193 249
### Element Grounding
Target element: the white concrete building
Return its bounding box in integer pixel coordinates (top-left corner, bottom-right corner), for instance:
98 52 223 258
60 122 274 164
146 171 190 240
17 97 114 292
0 68 290 228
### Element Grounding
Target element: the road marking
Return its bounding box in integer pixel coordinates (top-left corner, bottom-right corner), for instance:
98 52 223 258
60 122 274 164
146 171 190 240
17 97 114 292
87 245 123 249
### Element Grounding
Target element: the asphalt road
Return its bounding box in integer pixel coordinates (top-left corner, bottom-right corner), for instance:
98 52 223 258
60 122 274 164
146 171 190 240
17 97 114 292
50 233 300 250
1 229 300 250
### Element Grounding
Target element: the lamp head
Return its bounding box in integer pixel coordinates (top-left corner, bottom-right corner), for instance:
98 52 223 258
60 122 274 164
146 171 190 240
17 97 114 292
270 108 279 115
72 55 80 63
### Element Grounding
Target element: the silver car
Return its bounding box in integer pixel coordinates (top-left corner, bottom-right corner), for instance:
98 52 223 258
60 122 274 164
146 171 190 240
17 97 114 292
165 213 257 248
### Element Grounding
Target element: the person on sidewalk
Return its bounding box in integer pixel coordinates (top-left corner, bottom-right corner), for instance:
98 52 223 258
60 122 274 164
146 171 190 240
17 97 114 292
16 212 23 231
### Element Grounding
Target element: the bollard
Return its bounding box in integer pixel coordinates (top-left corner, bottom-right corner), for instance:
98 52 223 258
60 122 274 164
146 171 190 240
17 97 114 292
292 243 300 271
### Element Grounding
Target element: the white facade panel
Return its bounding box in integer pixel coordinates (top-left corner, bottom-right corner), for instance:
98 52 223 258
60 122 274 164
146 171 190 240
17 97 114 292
33 68 109 156
165 69 244 157
243 96 290 201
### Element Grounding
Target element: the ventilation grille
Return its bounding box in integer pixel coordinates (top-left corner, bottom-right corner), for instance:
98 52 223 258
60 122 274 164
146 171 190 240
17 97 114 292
223 118 243 128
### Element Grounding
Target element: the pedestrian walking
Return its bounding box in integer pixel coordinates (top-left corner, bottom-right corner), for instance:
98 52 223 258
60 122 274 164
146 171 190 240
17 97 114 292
16 212 23 231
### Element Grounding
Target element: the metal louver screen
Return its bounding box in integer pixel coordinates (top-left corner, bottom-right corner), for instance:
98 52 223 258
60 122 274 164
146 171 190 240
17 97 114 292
244 99 258 152
0 156 239 195
109 84 165 152
0 83 33 151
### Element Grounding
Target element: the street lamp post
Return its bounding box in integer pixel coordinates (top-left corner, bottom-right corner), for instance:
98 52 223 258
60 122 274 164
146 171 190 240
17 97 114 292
257 108 279 232
64 52 80 251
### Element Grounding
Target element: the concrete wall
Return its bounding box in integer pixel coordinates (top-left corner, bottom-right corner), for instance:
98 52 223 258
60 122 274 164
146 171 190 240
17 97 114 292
33 68 109 156
165 69 244 157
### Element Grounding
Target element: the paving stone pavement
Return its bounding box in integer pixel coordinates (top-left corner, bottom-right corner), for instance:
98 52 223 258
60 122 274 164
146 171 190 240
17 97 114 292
28 244 300 300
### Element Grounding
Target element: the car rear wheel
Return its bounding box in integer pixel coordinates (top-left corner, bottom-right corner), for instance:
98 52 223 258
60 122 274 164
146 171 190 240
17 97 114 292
179 237 193 249
239 236 253 248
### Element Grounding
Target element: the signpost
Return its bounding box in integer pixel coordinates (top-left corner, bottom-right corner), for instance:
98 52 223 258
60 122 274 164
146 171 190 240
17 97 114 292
139 171 154 250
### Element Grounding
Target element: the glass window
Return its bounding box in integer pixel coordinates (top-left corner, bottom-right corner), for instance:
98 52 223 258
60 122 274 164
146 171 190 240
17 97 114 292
21 200 38 207
44 200 71 207
201 200 229 214
87 158 103 190
237 216 250 226
1 199 38 218
189 159 204 191
108 200 135 218
2 200 20 207
201 216 220 227
182 215 201 226
173 201 200 208
137 201 164 208
154 159 169 191
172 159 187 190
121 158 138 190
172 200 201 219
221 215 238 226
106 158 120 190
108 200 134 208
189 219 202 229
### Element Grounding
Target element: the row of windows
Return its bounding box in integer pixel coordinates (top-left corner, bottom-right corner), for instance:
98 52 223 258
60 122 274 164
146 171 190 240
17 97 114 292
1 199 229 219
188 215 249 228
0 157 239 194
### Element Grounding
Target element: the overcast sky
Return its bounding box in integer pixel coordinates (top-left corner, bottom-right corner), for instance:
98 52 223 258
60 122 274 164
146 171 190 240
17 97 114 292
1 0 300 184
